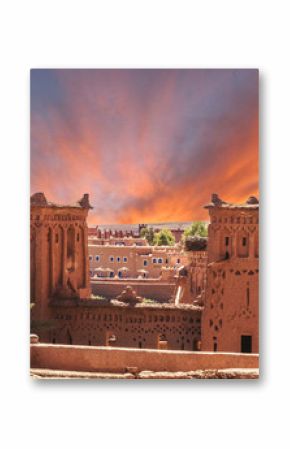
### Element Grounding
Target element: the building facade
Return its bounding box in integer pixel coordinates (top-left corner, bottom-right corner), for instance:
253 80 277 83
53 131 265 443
30 192 259 355
174 250 208 306
30 192 92 320
88 243 188 280
88 235 148 247
48 299 201 351
201 194 259 353
89 221 193 243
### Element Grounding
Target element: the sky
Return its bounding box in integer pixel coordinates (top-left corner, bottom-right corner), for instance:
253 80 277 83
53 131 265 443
31 69 258 225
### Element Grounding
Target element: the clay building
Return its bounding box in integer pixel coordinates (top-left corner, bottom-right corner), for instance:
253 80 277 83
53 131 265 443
88 241 188 302
89 221 193 243
88 243 188 280
30 193 200 351
201 194 259 353
49 287 201 351
30 192 259 355
174 247 208 306
89 224 140 239
30 192 92 320
88 235 148 247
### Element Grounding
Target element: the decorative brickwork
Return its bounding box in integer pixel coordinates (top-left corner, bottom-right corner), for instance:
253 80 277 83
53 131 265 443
201 194 259 353
30 193 91 320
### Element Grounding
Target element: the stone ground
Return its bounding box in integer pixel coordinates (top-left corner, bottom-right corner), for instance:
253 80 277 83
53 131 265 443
30 368 259 380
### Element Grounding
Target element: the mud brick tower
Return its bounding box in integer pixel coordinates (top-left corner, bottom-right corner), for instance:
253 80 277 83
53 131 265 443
201 194 259 353
30 192 92 320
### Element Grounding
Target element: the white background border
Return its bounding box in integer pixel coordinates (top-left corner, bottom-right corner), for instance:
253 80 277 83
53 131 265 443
0 1 289 448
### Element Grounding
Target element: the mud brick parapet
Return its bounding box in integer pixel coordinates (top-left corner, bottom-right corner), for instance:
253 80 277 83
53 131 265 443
31 343 259 374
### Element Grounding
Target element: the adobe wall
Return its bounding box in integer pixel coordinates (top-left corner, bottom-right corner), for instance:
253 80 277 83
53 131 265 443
175 251 208 305
40 303 201 351
91 280 175 301
202 260 259 352
30 343 259 373
201 195 259 353
30 193 91 320
89 244 187 280
88 236 148 246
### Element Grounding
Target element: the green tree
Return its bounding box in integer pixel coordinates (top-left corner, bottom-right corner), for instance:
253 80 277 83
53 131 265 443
140 226 155 245
153 228 175 246
183 221 208 239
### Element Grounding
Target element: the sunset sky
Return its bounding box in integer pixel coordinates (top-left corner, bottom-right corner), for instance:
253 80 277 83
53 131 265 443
31 69 258 225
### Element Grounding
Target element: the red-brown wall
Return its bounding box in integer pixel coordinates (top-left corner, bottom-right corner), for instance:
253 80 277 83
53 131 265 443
31 343 259 373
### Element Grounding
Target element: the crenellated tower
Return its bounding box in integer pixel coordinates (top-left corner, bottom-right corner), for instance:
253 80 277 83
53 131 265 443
30 193 92 320
201 194 259 353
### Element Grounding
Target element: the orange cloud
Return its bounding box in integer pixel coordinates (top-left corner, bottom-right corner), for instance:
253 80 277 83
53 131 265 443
31 69 259 225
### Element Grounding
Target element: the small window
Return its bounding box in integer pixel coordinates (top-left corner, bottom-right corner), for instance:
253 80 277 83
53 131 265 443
143 260 148 267
242 237 247 246
95 255 100 262
158 258 163 264
153 258 157 263
176 258 180 263
123 256 128 263
109 256 114 262
225 237 229 246
89 255 93 261
117 256 121 262
165 258 169 264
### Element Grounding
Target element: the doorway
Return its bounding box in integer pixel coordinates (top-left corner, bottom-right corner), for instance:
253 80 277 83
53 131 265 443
241 335 252 353
67 330 73 345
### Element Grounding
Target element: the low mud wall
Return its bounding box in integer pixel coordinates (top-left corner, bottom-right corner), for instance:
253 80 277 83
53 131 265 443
31 343 259 374
91 280 175 301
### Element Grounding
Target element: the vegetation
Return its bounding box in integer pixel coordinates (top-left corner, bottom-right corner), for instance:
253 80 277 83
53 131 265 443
140 226 155 245
153 228 175 246
183 221 208 239
141 226 175 246
182 222 208 252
